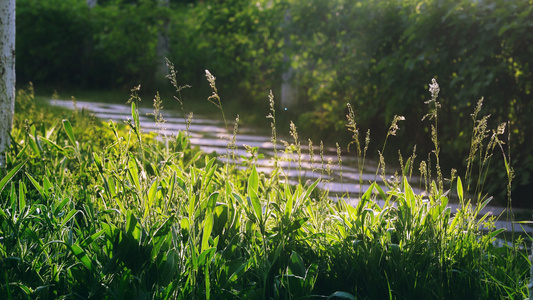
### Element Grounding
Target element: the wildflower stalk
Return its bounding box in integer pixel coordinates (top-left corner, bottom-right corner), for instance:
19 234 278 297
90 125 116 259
320 141 325 178
290 121 301 183
374 114 404 183
126 85 144 162
423 78 443 193
148 91 166 135
165 58 191 112
346 103 364 197
336 142 343 192
205 69 228 132
266 91 279 171
227 114 239 180
186 112 193 137
308 138 315 177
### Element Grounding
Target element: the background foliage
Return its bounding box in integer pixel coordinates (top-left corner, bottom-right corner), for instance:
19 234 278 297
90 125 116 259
16 0 533 206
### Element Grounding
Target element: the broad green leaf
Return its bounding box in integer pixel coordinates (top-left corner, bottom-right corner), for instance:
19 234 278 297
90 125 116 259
180 217 190 231
206 192 219 214
356 183 374 215
327 291 356 300
42 176 52 193
248 165 259 194
403 157 412 177
128 157 141 192
225 258 249 285
285 188 294 219
304 263 319 294
198 247 216 267
201 214 214 253
18 180 26 212
202 157 217 188
27 133 41 157
126 211 142 243
62 119 77 146
69 244 93 270
247 165 261 222
232 192 244 205
9 183 16 212
154 215 175 237
145 180 159 219
288 251 305 277
168 171 176 203
457 176 464 201
403 177 415 210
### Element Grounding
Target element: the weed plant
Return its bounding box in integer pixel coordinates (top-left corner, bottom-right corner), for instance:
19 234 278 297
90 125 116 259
0 78 530 299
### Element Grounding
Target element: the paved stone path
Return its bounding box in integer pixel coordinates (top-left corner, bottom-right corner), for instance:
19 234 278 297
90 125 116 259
50 99 533 234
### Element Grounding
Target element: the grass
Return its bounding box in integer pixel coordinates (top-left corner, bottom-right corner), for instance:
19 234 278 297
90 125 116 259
0 77 531 299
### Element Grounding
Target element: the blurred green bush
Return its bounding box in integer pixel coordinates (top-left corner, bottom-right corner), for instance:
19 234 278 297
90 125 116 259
285 0 533 205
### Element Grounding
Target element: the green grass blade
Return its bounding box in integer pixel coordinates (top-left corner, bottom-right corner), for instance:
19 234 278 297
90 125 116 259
69 244 93 270
477 196 493 214
327 291 356 300
59 209 78 228
80 229 105 248
373 183 388 201
25 172 46 198
0 159 27 194
303 178 320 201
40 137 67 154
247 165 261 222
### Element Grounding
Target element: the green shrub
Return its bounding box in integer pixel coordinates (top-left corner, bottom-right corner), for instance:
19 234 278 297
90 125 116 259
17 0 92 86
17 0 162 89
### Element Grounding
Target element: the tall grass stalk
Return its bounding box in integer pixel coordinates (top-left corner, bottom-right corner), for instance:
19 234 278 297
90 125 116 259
308 138 315 177
225 114 240 182
289 121 302 183
165 57 191 112
336 142 343 193
345 103 369 197
423 78 443 193
148 91 166 134
266 90 278 163
374 114 404 184
205 69 228 131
